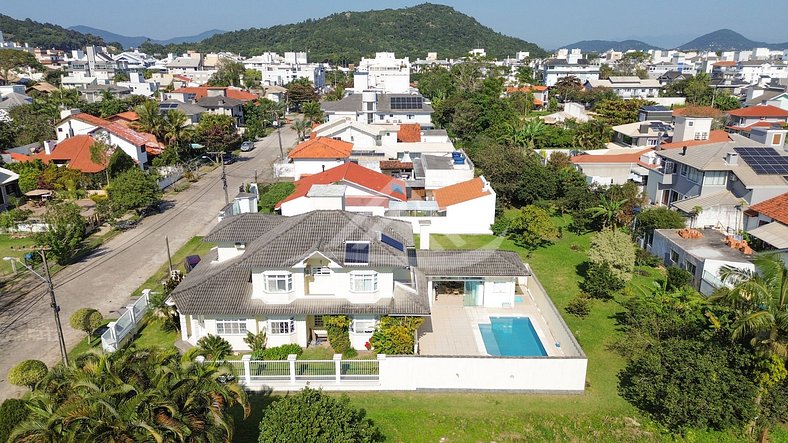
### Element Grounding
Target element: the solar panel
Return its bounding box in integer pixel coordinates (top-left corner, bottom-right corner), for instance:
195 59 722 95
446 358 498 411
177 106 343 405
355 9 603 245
390 96 423 110
345 242 370 264
734 147 788 175
380 234 404 252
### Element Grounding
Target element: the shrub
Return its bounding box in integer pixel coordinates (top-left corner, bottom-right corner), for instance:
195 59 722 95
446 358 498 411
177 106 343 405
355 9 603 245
635 248 661 267
258 387 384 443
258 344 303 360
196 334 233 361
581 262 625 300
370 316 424 355
666 266 693 291
565 296 592 317
0 208 30 231
258 182 295 214
588 229 637 281
0 398 30 442
69 308 104 342
244 330 267 355
324 315 352 355
7 360 47 389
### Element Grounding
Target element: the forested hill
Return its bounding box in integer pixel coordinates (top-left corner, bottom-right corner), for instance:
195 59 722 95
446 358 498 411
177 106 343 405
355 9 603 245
0 14 105 50
140 3 546 64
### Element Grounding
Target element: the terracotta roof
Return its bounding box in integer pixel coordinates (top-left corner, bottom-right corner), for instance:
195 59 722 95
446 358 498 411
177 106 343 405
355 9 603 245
397 123 421 143
506 85 548 93
67 113 150 147
749 192 788 225
380 160 413 170
110 111 139 122
727 121 785 132
288 137 353 159
571 148 652 164
171 86 258 102
658 130 731 149
728 105 788 118
432 177 491 209
9 152 39 163
36 135 107 173
276 163 407 209
713 61 738 67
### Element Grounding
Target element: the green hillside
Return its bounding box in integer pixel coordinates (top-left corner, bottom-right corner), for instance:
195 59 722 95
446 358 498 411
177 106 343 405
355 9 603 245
140 3 546 63
0 14 105 50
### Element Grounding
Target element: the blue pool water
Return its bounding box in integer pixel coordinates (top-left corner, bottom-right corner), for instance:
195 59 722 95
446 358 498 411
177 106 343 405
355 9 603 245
479 317 547 357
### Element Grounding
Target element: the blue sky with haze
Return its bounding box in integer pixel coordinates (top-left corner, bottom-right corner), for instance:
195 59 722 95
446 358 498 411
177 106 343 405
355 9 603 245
4 0 788 49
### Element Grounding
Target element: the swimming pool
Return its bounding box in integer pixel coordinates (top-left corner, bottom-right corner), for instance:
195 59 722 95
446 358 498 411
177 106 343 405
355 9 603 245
478 317 548 357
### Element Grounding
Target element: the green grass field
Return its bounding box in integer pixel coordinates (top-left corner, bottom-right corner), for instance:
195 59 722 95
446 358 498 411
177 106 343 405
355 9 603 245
0 234 37 275
131 236 216 297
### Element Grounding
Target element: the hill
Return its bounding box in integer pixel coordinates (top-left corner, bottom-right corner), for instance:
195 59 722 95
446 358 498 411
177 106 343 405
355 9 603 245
678 29 788 51
139 3 547 63
68 25 225 50
0 13 105 50
561 39 660 53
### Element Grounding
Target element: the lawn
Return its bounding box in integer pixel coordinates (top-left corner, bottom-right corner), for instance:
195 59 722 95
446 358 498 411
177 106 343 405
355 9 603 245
131 236 216 297
0 233 37 276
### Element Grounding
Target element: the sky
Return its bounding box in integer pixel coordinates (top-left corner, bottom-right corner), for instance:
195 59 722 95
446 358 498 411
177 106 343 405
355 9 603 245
3 0 788 49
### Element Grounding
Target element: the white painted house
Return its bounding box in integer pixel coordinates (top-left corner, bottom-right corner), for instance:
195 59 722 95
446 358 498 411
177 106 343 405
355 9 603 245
55 110 151 168
322 91 434 128
351 52 412 94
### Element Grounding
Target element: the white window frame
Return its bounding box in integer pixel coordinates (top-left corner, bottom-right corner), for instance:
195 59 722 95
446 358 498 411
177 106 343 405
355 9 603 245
309 266 331 276
670 250 679 263
350 271 379 293
350 317 377 334
215 318 248 336
268 318 295 335
703 171 727 186
264 272 293 293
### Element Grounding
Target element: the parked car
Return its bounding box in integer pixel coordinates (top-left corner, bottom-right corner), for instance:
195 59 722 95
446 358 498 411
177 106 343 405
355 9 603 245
136 202 163 218
184 255 201 273
222 154 237 165
240 141 254 152
114 219 138 231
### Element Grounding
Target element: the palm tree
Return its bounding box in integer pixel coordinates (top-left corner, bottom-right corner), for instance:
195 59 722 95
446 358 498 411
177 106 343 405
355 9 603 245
573 120 611 150
554 75 582 101
301 100 324 124
291 118 310 141
162 110 194 162
195 334 233 361
133 100 165 139
520 119 546 150
587 195 628 229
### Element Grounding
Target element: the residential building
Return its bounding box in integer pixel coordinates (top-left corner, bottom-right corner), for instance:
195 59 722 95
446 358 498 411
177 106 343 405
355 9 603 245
158 100 206 125
656 70 691 86
27 135 108 173
322 92 434 128
162 86 258 104
503 85 548 108
63 46 126 88
540 58 599 87
611 121 673 148
116 72 159 98
744 192 788 250
78 84 131 103
584 76 661 99
310 119 400 150
350 53 411 94
541 102 590 124
648 228 754 295
638 105 673 123
726 105 788 134
286 137 354 180
196 95 245 125
243 52 326 88
0 167 20 211
571 148 657 186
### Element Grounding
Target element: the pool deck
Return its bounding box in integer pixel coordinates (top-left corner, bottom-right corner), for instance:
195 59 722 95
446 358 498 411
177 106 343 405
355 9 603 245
418 290 564 357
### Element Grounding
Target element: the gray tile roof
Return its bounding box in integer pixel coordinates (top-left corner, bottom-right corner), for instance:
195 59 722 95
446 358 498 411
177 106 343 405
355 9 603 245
416 250 531 277
671 190 744 213
160 99 207 115
321 93 434 114
197 96 244 108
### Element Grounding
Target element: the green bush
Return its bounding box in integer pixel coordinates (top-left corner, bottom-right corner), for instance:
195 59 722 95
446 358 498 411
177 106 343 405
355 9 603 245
0 398 30 442
7 359 47 389
635 248 661 267
69 308 104 342
257 182 295 214
244 330 267 355
196 334 233 361
257 344 303 360
324 315 352 355
258 387 384 443
565 296 592 317
666 266 693 291
581 262 625 300
370 316 424 355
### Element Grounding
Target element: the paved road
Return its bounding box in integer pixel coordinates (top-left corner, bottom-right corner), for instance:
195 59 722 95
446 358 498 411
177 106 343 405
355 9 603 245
0 126 297 400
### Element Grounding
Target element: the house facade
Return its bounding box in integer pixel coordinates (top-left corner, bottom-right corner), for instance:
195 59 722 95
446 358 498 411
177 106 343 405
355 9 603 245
55 110 152 167
322 92 434 128
585 76 661 99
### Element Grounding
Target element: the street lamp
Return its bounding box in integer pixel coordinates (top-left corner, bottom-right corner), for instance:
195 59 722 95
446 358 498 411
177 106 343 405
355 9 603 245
4 252 69 366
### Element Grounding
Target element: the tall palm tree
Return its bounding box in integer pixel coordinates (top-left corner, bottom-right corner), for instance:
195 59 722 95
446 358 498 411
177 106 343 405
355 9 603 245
133 100 165 139
291 118 310 141
554 75 582 101
162 110 194 162
301 100 324 124
587 195 628 229
716 253 788 358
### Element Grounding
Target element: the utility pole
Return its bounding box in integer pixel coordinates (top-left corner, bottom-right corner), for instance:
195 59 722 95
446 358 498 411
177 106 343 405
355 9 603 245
273 111 284 160
207 151 229 205
165 236 173 274
40 251 68 366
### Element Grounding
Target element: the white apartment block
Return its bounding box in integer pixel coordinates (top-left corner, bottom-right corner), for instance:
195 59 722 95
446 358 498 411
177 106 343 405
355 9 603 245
243 52 327 88
351 52 411 94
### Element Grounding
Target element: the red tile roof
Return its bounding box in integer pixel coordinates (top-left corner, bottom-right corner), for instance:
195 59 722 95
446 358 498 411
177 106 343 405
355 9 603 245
36 135 107 173
726 121 785 132
9 152 39 163
433 177 491 209
288 137 353 159
380 160 413 170
67 113 151 147
171 86 258 102
713 61 738 67
657 130 731 149
397 123 421 143
275 163 407 209
728 105 788 118
506 85 548 93
110 111 139 122
571 148 652 164
749 192 788 225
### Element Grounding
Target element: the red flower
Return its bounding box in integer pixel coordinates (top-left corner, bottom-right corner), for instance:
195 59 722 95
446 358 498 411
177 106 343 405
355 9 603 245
364 341 372 350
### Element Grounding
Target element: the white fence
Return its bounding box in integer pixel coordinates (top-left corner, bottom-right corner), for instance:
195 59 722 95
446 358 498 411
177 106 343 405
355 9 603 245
156 165 184 190
229 353 586 392
101 290 151 352
273 162 295 178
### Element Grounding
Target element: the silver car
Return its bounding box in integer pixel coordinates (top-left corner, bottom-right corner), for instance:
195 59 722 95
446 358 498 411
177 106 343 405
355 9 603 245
240 140 254 152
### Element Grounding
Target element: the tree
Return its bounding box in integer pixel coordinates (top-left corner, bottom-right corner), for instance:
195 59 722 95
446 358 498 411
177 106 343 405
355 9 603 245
587 195 628 229
0 399 30 443
291 118 310 141
258 182 296 213
162 109 194 154
286 78 318 111
588 229 636 281
208 58 245 87
195 113 240 152
133 100 165 139
146 291 179 332
35 202 86 264
618 338 758 432
112 72 129 82
369 316 424 354
554 75 582 101
89 139 112 184
515 65 536 85
666 266 693 291
196 334 233 361
301 100 324 124
506 205 559 251
0 49 42 83
243 68 262 89
713 92 741 111
258 387 384 443
7 360 47 390
7 104 55 146
416 66 454 100
244 330 267 357
573 120 612 150
634 207 686 244
684 72 713 105
106 168 161 212
592 98 653 126
69 308 104 342
581 262 625 299
107 148 136 178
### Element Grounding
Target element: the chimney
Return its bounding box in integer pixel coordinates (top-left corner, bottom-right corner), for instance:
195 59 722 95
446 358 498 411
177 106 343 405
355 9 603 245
419 220 431 250
639 123 650 134
43 140 56 155
681 146 687 156
726 152 738 165
60 108 81 120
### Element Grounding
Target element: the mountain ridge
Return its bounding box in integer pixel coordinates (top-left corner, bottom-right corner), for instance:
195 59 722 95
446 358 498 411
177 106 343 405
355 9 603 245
67 25 225 50
678 29 788 51
560 39 661 52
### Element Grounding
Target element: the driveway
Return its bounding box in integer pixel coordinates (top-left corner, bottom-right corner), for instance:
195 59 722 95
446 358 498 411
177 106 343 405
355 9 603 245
0 126 298 400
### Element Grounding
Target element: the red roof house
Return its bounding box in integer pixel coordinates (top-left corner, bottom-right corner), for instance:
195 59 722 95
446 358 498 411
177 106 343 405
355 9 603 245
35 135 107 173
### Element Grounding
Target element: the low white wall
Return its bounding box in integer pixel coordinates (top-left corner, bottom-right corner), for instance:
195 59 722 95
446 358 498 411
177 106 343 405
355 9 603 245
378 356 587 392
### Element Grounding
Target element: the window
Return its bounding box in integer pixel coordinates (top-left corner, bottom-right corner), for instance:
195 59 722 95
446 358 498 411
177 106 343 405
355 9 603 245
216 318 247 335
670 250 679 263
264 273 293 292
313 316 324 328
680 164 701 183
407 114 415 120
694 132 708 140
683 261 697 275
647 138 658 146
310 266 331 275
350 317 377 334
269 318 295 335
704 171 727 186
688 121 694 127
350 271 378 292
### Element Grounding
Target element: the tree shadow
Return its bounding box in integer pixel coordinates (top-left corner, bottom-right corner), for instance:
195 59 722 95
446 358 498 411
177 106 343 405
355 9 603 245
230 389 275 442
575 261 590 278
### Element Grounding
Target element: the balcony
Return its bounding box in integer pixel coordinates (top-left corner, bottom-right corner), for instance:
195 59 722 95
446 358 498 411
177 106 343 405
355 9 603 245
661 172 676 185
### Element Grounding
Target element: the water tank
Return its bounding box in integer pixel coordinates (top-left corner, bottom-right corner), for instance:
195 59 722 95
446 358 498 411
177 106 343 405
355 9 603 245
361 91 377 103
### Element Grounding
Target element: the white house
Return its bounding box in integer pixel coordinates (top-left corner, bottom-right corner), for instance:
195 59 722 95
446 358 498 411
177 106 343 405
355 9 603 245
322 91 434 128
541 58 599 87
287 137 354 180
243 52 326 88
55 110 151 167
0 167 20 211
351 52 412 94
584 76 661 99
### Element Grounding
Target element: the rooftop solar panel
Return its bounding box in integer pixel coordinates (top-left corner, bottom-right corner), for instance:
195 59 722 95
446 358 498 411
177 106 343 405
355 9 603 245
345 242 370 264
734 147 788 175
380 233 404 252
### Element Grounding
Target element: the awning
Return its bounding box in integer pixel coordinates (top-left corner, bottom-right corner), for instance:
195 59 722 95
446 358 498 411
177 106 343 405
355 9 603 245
748 222 788 249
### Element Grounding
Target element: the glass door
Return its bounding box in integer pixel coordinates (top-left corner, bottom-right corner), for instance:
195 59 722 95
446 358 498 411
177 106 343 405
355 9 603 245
463 280 483 306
